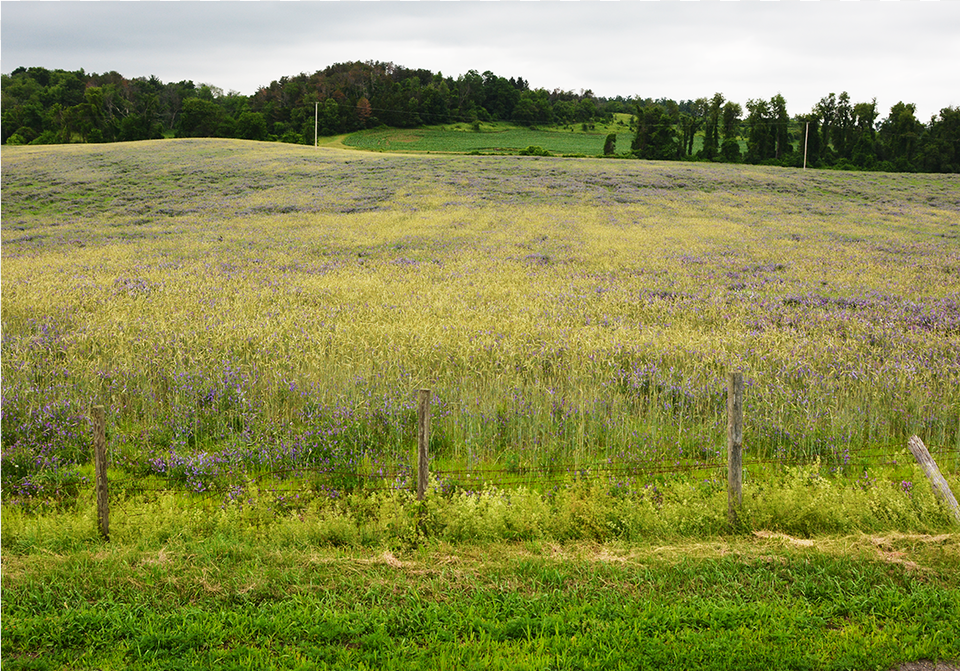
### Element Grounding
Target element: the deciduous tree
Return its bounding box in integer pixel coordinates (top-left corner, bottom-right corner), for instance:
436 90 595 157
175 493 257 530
770 94 791 159
176 98 224 137
920 106 960 173
879 101 923 170
745 98 773 164
721 102 742 140
701 93 724 160
632 104 679 160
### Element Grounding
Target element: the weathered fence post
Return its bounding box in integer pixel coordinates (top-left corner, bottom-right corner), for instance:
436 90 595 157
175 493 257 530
92 405 110 541
727 372 744 526
417 389 431 501
907 435 960 526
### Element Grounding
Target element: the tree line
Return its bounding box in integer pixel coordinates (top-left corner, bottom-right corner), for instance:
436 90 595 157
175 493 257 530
3 62 958 173
631 92 960 173
1 62 612 145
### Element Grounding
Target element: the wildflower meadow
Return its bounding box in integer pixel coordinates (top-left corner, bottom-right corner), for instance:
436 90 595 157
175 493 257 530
2 138 959 512
3 139 960 670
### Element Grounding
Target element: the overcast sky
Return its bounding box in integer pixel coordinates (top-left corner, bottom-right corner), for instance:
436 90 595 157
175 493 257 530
2 1 957 121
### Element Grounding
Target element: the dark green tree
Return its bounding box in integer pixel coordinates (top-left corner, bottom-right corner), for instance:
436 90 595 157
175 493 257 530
632 104 679 160
553 100 577 125
455 69 485 120
513 89 553 127
878 101 924 171
577 97 598 123
720 138 741 163
420 83 449 124
744 98 774 164
919 107 960 173
482 72 519 120
850 99 878 168
721 101 742 140
236 111 268 141
701 93 724 159
319 98 341 135
815 93 837 162
603 133 617 156
513 97 538 126
678 114 701 157
770 94 791 159
832 92 853 158
678 98 706 156
176 98 225 137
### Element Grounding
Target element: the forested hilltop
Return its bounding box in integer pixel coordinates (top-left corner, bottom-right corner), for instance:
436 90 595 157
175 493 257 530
3 60 958 172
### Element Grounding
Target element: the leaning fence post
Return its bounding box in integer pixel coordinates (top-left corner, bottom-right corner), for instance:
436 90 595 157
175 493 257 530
727 372 744 526
907 435 960 526
417 389 431 501
92 405 109 541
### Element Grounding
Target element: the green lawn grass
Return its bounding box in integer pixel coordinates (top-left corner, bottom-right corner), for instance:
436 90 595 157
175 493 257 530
3 531 958 670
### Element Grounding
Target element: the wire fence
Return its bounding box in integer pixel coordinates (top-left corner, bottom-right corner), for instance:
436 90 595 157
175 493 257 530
89 447 944 508
7 383 958 534
97 445 924 496
79 446 948 525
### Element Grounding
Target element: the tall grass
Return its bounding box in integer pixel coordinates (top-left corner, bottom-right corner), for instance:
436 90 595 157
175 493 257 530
2 139 959 504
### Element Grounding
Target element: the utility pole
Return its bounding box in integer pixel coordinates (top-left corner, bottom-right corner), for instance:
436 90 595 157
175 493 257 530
315 101 319 148
803 121 809 170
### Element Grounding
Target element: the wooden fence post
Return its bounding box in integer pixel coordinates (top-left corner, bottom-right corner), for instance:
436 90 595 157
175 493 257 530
907 435 960 526
727 372 744 526
92 405 109 541
417 389 431 501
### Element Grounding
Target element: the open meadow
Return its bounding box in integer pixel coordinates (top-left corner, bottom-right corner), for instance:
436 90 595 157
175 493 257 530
2 139 960 669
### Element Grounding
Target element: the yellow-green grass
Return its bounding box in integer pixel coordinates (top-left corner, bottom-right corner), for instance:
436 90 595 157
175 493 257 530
2 139 959 506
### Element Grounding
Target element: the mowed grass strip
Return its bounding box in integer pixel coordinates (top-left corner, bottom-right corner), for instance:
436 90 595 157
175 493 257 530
2 536 959 670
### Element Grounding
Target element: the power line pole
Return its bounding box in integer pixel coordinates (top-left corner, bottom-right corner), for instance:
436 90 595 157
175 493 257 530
315 101 319 148
803 121 809 170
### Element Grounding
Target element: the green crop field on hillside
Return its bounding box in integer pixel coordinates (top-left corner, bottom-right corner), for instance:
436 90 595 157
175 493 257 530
339 120 746 157
342 122 635 155
2 139 959 669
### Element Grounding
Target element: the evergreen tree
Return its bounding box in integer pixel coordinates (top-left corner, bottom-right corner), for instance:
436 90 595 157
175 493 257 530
603 133 617 156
